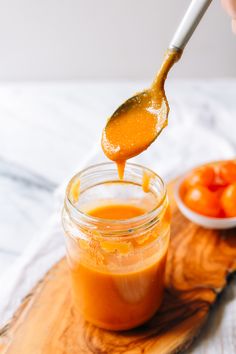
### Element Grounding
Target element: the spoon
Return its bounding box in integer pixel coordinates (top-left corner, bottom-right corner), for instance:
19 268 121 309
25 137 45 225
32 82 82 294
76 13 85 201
102 0 213 178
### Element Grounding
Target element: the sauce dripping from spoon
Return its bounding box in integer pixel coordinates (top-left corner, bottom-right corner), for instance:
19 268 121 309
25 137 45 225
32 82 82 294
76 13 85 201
101 49 181 179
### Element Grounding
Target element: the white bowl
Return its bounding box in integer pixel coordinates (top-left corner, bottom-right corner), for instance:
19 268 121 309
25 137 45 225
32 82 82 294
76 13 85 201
174 176 236 230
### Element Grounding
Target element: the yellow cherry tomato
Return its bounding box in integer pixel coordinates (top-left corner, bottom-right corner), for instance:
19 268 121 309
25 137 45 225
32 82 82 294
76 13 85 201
221 183 236 217
185 166 215 189
184 185 221 217
219 161 236 184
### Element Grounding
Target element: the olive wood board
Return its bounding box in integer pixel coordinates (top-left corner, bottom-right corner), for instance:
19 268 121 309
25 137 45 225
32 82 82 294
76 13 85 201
1 181 236 354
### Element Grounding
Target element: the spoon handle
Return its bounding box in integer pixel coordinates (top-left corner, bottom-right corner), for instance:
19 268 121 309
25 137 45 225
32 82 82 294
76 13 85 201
169 0 213 51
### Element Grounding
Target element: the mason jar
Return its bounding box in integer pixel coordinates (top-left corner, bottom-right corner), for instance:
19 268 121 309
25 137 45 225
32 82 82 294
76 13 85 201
62 162 170 331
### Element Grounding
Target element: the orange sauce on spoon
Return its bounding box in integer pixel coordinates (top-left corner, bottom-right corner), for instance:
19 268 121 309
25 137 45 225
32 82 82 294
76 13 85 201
102 49 181 179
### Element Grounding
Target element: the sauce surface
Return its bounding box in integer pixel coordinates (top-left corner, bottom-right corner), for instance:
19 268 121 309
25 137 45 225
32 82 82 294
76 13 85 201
89 203 145 219
70 203 169 330
101 50 181 178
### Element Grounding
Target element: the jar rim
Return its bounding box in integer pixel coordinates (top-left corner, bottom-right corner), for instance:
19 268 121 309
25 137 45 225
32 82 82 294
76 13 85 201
64 162 167 229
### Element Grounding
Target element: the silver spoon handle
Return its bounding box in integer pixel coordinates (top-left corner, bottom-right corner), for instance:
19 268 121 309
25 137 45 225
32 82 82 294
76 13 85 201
169 0 213 51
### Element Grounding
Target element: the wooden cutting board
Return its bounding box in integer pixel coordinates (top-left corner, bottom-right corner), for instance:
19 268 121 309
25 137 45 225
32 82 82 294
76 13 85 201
1 181 236 354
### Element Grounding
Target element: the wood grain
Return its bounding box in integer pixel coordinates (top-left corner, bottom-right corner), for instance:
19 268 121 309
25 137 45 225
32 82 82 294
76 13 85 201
1 181 236 354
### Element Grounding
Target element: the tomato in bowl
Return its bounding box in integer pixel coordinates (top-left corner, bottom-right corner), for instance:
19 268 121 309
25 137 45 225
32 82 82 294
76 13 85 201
175 160 236 229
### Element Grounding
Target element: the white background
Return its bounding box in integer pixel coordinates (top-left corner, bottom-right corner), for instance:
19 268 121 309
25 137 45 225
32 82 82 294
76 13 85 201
0 0 236 81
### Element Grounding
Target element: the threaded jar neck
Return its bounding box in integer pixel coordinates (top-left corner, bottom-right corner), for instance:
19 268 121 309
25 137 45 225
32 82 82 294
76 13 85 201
63 162 167 239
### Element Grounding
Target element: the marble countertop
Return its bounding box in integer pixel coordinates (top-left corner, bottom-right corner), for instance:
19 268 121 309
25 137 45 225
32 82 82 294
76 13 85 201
0 81 117 273
0 79 236 353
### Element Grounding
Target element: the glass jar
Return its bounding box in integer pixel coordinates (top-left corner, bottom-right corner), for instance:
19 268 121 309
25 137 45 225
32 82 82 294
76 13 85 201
62 162 170 331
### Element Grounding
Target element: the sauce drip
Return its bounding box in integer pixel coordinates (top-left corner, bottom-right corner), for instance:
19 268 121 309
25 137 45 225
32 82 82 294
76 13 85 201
101 49 181 179
116 160 126 180
71 179 80 203
142 169 153 193
89 203 145 219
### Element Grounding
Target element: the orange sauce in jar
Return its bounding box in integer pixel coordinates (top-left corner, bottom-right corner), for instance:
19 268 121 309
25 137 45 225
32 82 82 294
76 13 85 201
63 164 170 331
69 203 170 331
